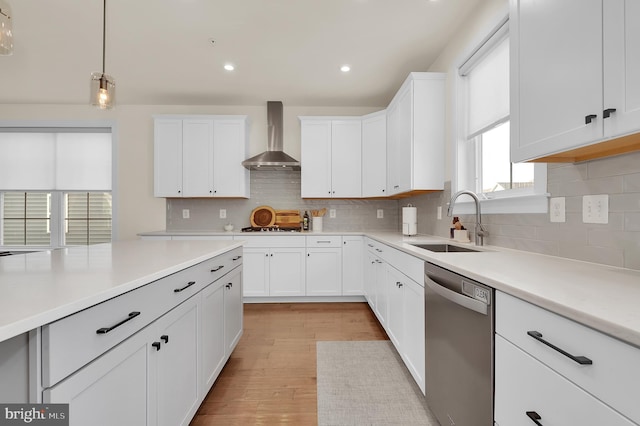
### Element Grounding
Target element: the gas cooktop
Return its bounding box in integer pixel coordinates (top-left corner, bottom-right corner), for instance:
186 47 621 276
241 226 301 232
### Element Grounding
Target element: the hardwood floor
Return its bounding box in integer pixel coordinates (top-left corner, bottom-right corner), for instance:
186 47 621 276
191 302 388 425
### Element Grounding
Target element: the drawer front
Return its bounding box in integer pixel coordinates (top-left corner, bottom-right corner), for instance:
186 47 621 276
306 236 342 247
496 291 640 424
364 239 423 285
495 335 636 426
42 249 241 388
236 235 306 248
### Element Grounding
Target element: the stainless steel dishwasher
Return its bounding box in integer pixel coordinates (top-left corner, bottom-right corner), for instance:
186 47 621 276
424 262 494 426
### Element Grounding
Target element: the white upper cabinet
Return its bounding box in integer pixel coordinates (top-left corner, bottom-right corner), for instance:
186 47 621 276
361 111 387 198
154 115 250 198
510 0 640 162
386 72 445 196
300 117 362 198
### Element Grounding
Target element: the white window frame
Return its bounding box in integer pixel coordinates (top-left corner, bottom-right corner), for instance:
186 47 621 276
0 120 118 250
452 16 549 215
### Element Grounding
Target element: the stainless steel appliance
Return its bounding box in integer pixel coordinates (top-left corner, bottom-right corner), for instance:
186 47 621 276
424 262 494 426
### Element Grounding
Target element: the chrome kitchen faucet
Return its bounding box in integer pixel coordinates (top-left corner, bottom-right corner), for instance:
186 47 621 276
447 190 488 246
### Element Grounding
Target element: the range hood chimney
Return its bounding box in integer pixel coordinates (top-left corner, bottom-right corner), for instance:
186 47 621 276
242 101 301 171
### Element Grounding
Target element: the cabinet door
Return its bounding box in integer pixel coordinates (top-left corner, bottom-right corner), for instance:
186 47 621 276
269 248 306 296
387 83 412 195
182 119 214 197
155 297 200 426
362 112 387 197
301 120 332 198
603 0 640 139
224 267 243 354
510 0 603 162
242 248 270 297
200 281 225 396
342 236 364 296
495 335 636 426
154 119 183 197
306 248 342 296
213 119 249 197
331 120 362 198
385 266 405 349
402 278 425 395
43 325 155 426
374 260 388 327
364 251 378 309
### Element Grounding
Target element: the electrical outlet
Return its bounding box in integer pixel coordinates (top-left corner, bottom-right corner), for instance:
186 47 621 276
583 194 608 224
219 209 227 219
549 197 566 223
377 209 384 219
329 209 336 218
437 206 442 220
182 209 190 219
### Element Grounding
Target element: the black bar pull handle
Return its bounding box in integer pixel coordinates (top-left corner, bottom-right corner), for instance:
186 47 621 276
603 108 617 119
152 342 161 351
526 411 543 425
96 311 141 334
174 281 196 293
161 335 169 344
527 331 593 365
585 114 597 124
232 255 242 261
210 265 224 272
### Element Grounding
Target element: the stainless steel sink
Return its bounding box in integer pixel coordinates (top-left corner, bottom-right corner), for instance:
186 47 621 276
410 243 480 253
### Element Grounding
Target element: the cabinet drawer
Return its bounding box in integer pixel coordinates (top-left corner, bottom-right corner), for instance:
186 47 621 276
237 235 306 248
496 291 640 424
495 335 635 426
42 250 240 388
306 236 342 247
365 239 423 285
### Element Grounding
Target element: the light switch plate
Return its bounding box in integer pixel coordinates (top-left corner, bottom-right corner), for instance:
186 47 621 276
549 197 565 223
182 209 190 219
377 209 384 219
219 209 227 219
437 206 442 220
329 209 336 218
583 194 608 224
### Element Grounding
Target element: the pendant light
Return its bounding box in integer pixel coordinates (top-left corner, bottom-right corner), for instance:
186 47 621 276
0 0 13 56
90 0 115 109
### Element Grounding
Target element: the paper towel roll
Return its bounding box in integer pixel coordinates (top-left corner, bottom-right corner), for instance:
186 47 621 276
402 205 417 236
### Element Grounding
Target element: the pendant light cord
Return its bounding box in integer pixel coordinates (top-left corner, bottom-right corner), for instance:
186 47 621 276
102 0 106 74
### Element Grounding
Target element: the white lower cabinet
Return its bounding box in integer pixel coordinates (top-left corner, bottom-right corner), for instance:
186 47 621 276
342 236 364 295
495 291 640 425
243 247 306 297
44 325 155 426
364 238 425 394
306 247 342 296
43 252 244 426
495 335 635 426
154 297 200 426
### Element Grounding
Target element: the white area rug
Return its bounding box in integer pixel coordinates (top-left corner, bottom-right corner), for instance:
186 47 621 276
317 341 438 426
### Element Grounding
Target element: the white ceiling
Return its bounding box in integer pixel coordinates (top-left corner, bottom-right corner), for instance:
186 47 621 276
0 0 483 107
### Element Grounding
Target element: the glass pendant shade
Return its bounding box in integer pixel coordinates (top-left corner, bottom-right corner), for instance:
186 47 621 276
90 72 115 110
0 1 13 56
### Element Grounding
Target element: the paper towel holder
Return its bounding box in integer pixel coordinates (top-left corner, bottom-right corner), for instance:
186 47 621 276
402 204 417 236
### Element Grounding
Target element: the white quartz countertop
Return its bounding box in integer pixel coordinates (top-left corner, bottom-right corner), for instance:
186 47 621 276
363 232 640 349
0 239 243 343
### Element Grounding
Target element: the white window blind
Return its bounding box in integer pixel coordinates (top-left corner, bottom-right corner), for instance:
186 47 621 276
0 132 112 190
461 25 510 140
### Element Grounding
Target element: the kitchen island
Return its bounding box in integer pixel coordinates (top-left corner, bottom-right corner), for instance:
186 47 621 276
0 239 244 425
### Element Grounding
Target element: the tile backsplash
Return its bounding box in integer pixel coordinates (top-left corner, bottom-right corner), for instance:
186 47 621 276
405 151 640 271
168 151 640 271
166 170 399 232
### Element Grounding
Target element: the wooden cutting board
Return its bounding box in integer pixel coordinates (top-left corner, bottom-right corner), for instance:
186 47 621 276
250 206 276 227
274 210 301 228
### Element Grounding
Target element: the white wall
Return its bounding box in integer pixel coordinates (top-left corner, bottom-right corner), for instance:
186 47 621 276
0 103 380 240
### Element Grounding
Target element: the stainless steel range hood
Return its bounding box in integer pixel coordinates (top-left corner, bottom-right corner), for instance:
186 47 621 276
242 101 301 171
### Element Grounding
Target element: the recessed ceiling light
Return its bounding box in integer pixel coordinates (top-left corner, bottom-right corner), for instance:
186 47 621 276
224 64 235 71
340 65 351 73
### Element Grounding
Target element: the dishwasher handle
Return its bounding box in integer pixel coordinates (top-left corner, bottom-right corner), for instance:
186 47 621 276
425 273 488 315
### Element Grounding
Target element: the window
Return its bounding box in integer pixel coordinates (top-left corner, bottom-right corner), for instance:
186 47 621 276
454 18 548 214
0 129 113 248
